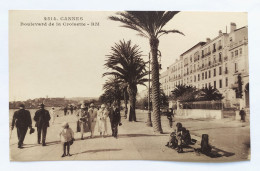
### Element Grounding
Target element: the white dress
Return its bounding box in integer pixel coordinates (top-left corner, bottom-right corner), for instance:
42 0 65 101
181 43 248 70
97 109 108 133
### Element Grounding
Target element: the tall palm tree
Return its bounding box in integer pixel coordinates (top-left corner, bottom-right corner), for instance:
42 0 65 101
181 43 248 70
103 40 148 122
109 11 184 133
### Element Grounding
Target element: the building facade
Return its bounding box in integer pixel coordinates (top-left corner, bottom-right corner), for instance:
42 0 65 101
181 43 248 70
160 23 249 108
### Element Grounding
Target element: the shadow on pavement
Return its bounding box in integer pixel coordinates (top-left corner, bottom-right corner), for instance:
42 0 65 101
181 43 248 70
74 148 122 155
118 133 168 138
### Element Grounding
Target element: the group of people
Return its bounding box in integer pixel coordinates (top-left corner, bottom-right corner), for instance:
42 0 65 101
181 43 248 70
11 102 122 157
11 103 51 148
76 103 122 140
165 122 192 153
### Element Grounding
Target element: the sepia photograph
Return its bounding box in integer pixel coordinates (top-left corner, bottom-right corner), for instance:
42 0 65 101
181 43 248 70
9 10 250 162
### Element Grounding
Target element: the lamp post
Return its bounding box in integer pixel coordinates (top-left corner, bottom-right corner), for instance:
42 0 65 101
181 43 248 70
147 53 152 127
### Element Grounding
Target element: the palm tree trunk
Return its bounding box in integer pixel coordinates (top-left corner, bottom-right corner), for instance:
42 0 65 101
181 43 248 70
127 85 137 122
150 37 163 133
123 89 128 118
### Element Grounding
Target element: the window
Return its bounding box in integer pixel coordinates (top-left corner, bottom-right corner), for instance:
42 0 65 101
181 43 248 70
235 63 238 72
240 48 242 55
214 81 216 89
235 50 238 56
205 72 207 79
202 73 204 80
219 53 222 62
194 75 196 82
225 63 228 74
213 43 216 52
209 82 211 87
214 68 216 77
205 83 207 88
219 79 222 88
219 66 222 75
198 74 200 81
202 84 204 88
209 70 211 78
231 52 234 58
226 77 228 87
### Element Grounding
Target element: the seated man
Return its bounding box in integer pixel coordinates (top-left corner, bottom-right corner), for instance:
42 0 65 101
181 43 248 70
180 127 191 146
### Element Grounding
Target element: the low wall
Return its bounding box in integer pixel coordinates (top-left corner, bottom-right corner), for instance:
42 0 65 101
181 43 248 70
176 109 223 119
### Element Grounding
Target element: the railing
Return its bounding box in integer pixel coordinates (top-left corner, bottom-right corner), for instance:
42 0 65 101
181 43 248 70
181 101 223 110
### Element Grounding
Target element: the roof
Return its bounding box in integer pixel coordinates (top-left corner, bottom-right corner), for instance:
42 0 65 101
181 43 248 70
180 42 206 56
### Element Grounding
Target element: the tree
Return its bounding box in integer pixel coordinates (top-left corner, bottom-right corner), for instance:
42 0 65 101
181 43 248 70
103 40 148 121
197 86 224 101
109 11 184 133
171 84 197 101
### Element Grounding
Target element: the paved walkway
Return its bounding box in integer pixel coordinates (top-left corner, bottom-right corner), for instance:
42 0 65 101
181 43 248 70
9 110 250 162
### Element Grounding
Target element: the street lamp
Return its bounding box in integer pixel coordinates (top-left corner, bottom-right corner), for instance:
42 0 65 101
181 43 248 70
146 50 162 127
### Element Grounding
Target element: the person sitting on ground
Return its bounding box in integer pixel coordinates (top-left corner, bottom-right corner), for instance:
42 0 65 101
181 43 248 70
59 122 74 157
175 123 184 153
165 122 183 149
180 127 191 146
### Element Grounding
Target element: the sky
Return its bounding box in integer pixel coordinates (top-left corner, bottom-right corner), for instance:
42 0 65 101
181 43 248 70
9 11 247 101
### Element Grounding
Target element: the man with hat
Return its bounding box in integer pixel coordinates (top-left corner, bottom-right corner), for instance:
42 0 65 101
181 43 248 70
109 102 122 138
11 104 33 148
88 103 98 138
34 103 51 146
76 104 89 140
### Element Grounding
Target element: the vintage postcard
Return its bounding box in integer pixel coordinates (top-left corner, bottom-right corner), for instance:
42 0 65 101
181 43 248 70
9 10 250 162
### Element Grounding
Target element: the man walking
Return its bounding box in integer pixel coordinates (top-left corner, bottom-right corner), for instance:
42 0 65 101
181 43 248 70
34 103 51 146
64 106 68 116
11 104 33 148
109 103 121 138
239 108 246 122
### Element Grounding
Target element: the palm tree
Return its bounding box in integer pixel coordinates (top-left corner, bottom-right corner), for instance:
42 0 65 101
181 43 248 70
198 86 224 101
103 40 148 121
100 76 124 107
109 11 184 133
171 84 196 101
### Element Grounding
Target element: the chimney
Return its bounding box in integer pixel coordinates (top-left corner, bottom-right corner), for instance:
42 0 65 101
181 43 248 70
230 22 237 32
206 38 211 43
219 30 222 36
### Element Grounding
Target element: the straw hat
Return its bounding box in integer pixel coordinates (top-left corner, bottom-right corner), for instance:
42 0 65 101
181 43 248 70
81 104 86 109
101 104 106 108
90 103 94 107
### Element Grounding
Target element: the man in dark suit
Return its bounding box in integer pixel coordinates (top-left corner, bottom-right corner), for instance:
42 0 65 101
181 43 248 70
11 104 33 148
34 103 51 146
109 103 121 138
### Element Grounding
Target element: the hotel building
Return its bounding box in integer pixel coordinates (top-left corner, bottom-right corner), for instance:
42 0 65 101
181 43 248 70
160 23 249 108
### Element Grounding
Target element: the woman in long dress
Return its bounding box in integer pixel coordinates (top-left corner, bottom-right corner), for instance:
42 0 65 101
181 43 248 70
88 103 98 138
76 104 89 140
97 104 108 137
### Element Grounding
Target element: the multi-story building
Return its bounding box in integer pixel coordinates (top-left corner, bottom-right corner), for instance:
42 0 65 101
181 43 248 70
160 22 249 108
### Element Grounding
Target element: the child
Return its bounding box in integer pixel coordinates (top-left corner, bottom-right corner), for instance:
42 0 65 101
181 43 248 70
59 122 74 157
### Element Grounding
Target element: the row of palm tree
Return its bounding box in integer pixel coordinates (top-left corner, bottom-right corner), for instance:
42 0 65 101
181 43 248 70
171 84 224 102
107 11 184 133
102 40 148 121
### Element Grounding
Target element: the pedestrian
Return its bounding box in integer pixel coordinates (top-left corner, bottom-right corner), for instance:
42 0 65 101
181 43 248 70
11 104 33 149
34 103 51 146
166 108 174 128
76 104 89 140
239 108 246 122
59 122 74 157
109 102 122 138
97 104 108 138
70 105 74 115
50 107 56 125
64 106 67 116
88 103 98 138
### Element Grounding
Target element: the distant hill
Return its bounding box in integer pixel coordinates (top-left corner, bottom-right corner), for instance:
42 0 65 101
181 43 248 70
66 97 99 101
